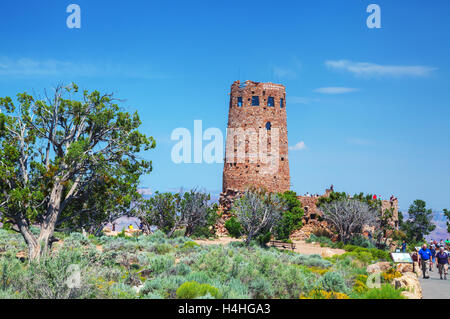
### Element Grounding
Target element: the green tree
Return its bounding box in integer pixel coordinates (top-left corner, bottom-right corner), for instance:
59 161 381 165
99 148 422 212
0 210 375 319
179 190 218 238
143 192 181 236
402 200 436 243
443 208 450 233
273 191 304 241
0 84 155 260
141 190 218 238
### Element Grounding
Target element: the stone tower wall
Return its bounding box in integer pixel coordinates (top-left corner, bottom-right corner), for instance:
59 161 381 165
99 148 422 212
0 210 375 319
222 80 290 194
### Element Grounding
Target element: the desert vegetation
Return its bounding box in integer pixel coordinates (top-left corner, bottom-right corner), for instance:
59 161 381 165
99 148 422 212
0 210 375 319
0 85 431 300
0 227 403 299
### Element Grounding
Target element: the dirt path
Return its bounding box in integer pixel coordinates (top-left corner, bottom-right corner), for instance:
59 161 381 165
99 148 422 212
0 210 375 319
194 237 345 257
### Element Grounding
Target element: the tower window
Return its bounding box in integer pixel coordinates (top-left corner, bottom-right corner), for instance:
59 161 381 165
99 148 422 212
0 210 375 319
265 122 272 130
251 96 260 106
237 97 243 107
268 96 275 107
280 98 284 108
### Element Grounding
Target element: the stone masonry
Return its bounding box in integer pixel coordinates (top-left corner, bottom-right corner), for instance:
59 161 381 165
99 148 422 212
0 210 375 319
292 189 400 240
221 80 290 197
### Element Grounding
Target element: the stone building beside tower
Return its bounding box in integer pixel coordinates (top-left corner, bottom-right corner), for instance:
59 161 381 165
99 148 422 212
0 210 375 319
219 80 290 212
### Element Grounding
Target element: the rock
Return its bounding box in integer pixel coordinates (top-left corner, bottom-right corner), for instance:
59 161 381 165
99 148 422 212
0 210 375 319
393 272 422 299
133 284 144 294
412 262 421 277
396 263 413 273
366 262 391 274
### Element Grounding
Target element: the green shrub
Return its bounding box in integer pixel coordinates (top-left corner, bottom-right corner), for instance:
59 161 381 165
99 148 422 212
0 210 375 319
176 281 220 299
154 243 174 254
181 241 200 250
306 234 334 247
248 277 275 298
337 245 391 264
273 191 304 241
225 217 243 238
141 275 186 298
319 271 348 293
348 235 376 249
149 255 175 274
172 263 191 276
361 284 405 299
290 254 332 268
255 231 272 246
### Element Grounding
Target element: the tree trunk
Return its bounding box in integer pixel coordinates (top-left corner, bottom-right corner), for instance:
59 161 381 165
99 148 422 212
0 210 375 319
29 182 64 260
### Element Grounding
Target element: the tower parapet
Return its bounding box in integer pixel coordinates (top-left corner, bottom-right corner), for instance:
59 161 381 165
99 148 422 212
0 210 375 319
222 80 290 194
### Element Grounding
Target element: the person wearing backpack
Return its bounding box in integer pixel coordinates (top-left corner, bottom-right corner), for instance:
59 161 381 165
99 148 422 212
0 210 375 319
436 246 448 280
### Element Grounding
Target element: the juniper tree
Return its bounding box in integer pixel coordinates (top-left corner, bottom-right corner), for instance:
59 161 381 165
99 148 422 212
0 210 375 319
320 199 378 243
0 84 155 260
401 200 436 243
141 189 217 238
444 209 450 233
233 189 285 245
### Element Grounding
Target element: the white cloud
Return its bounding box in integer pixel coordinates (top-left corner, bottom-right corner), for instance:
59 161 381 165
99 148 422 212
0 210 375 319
273 66 297 78
325 60 437 78
289 141 307 151
0 56 166 79
0 57 95 77
314 87 358 94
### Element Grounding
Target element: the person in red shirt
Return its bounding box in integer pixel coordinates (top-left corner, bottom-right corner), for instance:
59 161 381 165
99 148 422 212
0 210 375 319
373 194 377 200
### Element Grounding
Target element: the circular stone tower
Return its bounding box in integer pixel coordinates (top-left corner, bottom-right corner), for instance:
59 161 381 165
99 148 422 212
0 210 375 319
222 80 290 194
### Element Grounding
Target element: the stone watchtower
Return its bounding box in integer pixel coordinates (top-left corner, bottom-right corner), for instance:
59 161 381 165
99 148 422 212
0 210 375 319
222 80 290 196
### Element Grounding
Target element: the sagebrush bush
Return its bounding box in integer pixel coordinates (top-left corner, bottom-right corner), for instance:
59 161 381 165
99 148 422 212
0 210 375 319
248 277 275 299
0 228 398 299
149 254 175 274
319 271 349 293
290 254 332 268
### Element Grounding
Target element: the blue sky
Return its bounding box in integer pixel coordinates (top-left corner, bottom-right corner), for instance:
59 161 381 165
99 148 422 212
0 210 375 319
1 0 449 210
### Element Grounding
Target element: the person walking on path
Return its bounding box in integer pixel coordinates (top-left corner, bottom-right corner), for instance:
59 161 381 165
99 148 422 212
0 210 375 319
436 247 448 280
419 244 432 279
401 240 407 253
430 245 437 272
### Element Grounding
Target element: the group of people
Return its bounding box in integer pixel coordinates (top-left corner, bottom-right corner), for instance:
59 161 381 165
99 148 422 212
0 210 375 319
415 240 450 280
304 192 321 198
389 195 398 203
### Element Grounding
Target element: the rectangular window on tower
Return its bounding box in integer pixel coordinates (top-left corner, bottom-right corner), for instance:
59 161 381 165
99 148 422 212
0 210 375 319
237 97 243 107
268 96 275 107
280 98 284 108
251 96 260 106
